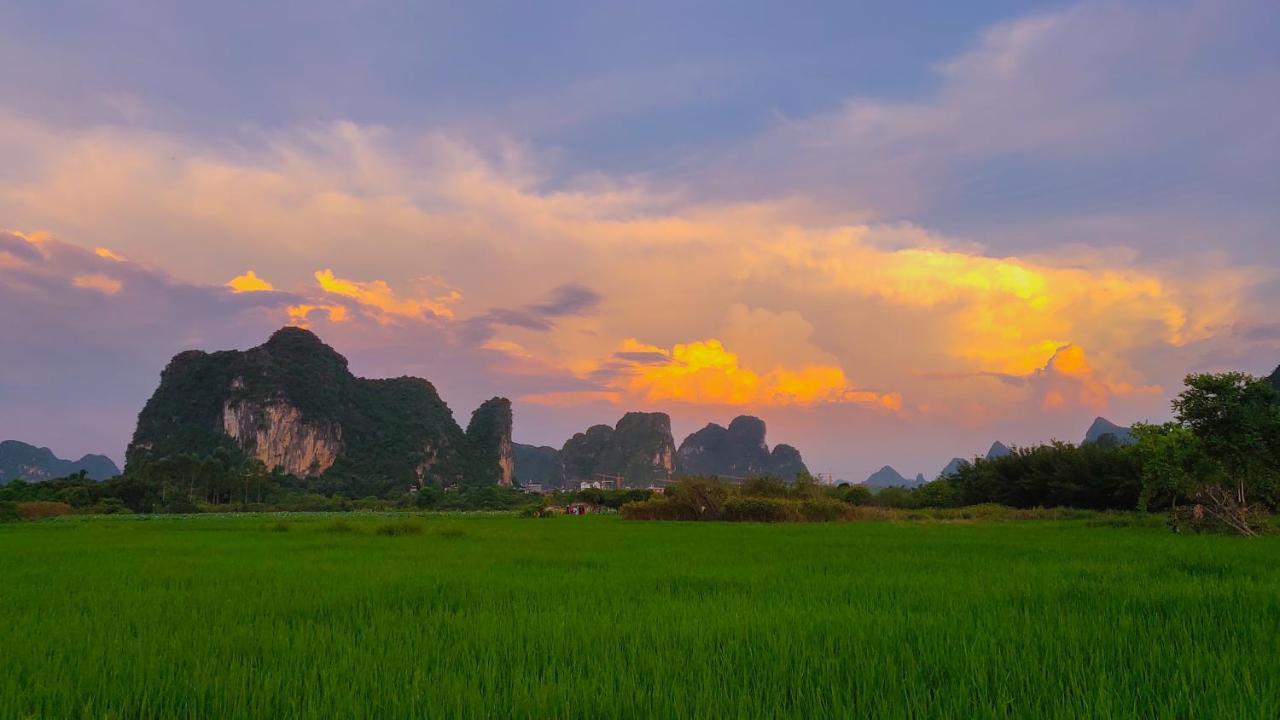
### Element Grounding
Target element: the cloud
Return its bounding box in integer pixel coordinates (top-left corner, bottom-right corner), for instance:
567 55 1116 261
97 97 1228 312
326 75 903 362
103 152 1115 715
1031 344 1161 411
463 282 604 342
564 336 901 410
226 270 274 293
314 269 460 322
0 0 1276 480
71 273 123 294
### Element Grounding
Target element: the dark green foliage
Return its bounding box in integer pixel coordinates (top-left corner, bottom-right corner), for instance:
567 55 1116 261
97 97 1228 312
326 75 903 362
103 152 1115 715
622 475 849 522
126 327 505 497
675 416 809 479
463 398 512 488
573 488 653 509
560 413 676 486
320 375 469 493
721 497 801 522
560 425 614 480
832 483 873 506
1133 373 1280 533
512 443 565 488
947 441 1143 510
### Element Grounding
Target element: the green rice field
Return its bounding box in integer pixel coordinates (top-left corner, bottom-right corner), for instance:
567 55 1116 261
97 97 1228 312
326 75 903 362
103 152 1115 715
2 513 1278 718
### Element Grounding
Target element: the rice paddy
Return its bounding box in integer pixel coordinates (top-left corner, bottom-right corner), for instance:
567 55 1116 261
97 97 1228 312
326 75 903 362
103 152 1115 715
2 513 1278 718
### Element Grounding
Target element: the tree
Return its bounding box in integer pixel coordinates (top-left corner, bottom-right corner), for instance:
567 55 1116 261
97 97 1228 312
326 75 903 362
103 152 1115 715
1149 373 1280 535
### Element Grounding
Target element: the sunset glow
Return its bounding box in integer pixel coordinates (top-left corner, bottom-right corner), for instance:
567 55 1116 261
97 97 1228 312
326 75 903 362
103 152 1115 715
1 0 1276 483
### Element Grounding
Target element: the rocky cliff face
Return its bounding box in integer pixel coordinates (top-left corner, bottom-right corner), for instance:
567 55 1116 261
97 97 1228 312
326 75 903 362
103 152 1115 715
0 440 120 483
465 397 514 487
559 412 676 486
675 415 809 479
221 397 343 477
127 327 500 493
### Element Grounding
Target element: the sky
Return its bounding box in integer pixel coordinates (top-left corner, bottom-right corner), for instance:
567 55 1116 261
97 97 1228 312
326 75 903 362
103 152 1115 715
2 0 1279 482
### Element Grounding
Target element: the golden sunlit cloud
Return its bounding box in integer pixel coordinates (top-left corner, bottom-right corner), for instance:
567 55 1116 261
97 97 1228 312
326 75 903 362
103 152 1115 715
0 120 1261 428
71 274 123 295
1034 344 1160 411
226 270 274 293
13 229 50 245
94 247 126 262
287 303 347 327
590 337 899 409
314 269 461 322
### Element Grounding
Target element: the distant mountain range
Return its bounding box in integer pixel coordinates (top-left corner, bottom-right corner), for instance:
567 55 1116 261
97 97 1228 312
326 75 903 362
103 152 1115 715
1082 417 1134 446
514 414 810 489
0 440 119 484
862 466 927 489
875 417 1137 488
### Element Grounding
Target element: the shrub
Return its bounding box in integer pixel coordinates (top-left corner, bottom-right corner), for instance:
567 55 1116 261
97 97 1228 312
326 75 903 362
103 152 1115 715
86 498 131 515
799 498 849 522
436 527 467 539
376 520 423 536
16 501 73 520
833 484 873 506
322 520 356 533
620 499 700 521
0 501 18 522
270 521 291 532
722 497 800 522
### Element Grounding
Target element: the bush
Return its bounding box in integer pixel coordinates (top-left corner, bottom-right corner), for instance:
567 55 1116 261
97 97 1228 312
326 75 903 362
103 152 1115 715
0 501 18 522
620 498 700 521
799 498 849 522
721 497 800 522
271 521 291 532
86 498 131 515
833 484 873 506
322 519 356 533
16 501 73 520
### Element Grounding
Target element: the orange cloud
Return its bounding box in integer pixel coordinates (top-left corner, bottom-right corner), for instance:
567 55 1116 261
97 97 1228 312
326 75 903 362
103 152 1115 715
71 274 122 295
1034 344 1160 411
314 269 460 322
226 270 274 293
94 247 126 262
597 338 898 409
287 304 347 327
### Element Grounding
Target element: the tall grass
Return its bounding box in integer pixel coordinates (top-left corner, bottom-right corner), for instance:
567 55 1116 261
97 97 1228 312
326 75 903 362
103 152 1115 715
0 514 1277 718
